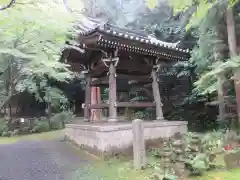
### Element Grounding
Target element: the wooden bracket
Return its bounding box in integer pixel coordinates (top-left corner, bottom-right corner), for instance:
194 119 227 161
102 49 119 67
112 57 119 67
155 57 160 65
153 64 161 72
80 64 89 74
153 57 161 72
102 58 110 67
102 57 119 67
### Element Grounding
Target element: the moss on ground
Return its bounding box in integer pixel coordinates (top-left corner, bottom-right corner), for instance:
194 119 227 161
76 158 155 180
74 154 240 180
188 169 240 180
0 130 63 144
1 132 239 180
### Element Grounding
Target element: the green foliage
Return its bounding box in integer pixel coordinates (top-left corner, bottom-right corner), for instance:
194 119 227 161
0 111 75 135
101 88 109 103
30 112 75 133
164 174 179 180
0 0 84 113
147 0 238 29
0 119 8 136
151 131 225 179
190 153 209 173
185 132 224 173
30 117 50 133
201 131 224 152
195 56 240 94
50 111 75 130
134 109 154 120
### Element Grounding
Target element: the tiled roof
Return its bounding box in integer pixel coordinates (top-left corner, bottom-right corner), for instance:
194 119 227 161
80 23 188 53
76 17 190 60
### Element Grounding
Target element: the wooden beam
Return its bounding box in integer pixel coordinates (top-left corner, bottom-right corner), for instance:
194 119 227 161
90 82 108 87
117 60 151 74
91 77 108 86
89 102 156 109
98 74 150 81
89 103 109 109
128 80 151 85
117 102 155 108
91 74 151 86
90 57 152 77
143 83 152 88
117 74 150 80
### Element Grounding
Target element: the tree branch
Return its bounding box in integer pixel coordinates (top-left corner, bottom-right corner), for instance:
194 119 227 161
0 0 16 11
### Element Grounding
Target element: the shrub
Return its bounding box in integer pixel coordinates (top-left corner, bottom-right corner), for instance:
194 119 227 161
134 108 154 120
50 111 75 130
0 120 9 136
0 111 75 135
1 131 11 137
30 118 50 133
151 131 225 180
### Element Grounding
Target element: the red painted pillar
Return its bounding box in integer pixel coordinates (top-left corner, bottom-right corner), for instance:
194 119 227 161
90 85 101 121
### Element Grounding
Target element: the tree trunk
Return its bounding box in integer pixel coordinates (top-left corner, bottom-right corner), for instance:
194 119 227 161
214 27 226 122
47 102 52 129
217 73 226 122
226 7 240 126
5 60 13 126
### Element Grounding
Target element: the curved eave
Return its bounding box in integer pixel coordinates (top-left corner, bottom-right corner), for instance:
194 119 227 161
97 37 189 61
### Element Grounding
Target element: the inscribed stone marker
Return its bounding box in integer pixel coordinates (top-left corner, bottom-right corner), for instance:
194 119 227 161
132 119 146 170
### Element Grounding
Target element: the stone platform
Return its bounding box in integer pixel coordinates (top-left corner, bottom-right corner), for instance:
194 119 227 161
64 120 187 157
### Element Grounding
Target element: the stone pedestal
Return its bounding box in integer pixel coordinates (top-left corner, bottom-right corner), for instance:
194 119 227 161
65 120 188 158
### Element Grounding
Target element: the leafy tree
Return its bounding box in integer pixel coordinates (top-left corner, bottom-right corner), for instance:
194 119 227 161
146 0 238 29
0 0 83 120
147 0 240 126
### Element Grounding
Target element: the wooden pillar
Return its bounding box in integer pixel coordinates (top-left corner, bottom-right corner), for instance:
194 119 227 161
90 85 101 121
108 62 117 122
151 67 164 120
84 74 91 122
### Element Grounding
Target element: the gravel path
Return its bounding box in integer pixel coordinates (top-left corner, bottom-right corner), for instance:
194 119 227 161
0 139 92 180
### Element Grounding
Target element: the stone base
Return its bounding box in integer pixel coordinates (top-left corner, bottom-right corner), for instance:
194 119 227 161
65 120 187 158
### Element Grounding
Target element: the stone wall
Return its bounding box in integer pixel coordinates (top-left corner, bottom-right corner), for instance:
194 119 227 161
65 121 187 157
